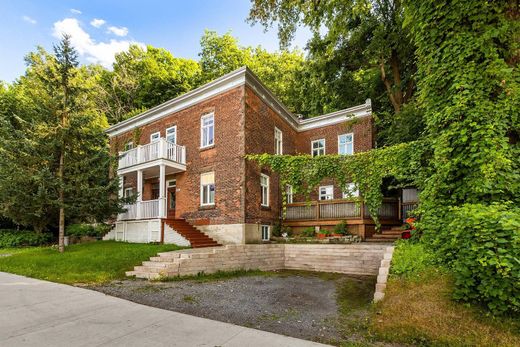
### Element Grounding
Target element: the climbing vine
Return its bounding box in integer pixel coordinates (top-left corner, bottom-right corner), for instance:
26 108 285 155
247 141 425 228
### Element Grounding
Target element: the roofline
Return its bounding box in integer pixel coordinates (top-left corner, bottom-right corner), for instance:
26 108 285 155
106 66 372 137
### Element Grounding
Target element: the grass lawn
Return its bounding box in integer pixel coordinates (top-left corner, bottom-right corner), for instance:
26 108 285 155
369 243 520 347
0 241 183 284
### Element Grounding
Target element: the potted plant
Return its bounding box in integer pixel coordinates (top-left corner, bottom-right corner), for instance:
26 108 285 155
332 220 348 237
301 227 315 238
317 228 330 239
401 217 416 239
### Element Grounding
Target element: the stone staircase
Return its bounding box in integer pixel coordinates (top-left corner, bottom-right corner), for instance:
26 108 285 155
165 219 220 248
365 226 404 243
126 244 389 280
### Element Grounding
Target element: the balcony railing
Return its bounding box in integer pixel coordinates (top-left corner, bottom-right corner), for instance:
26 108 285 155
118 138 186 170
117 198 165 220
284 198 399 221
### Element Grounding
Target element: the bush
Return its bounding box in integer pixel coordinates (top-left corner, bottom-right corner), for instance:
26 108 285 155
432 203 520 315
0 229 52 248
66 223 111 238
302 227 315 237
272 223 292 237
333 220 349 235
390 240 436 277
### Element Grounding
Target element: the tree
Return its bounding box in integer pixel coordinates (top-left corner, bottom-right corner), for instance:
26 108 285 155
0 37 123 249
96 45 201 124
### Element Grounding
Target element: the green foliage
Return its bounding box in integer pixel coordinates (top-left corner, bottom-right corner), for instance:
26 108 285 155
333 220 349 235
302 227 315 237
0 241 183 284
272 223 292 237
247 140 423 228
424 203 520 315
0 229 52 248
66 223 111 238
390 240 436 278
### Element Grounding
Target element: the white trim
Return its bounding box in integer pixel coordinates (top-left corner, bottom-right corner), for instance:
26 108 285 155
286 184 293 204
319 185 334 200
150 132 160 142
123 187 133 198
338 133 354 155
200 113 215 149
200 171 215 206
311 139 326 157
166 126 177 144
274 127 283 155
106 67 373 137
166 179 177 187
261 225 270 241
260 173 270 207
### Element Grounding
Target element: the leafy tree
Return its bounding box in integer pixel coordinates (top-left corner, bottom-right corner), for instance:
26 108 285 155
0 37 123 250
96 45 201 124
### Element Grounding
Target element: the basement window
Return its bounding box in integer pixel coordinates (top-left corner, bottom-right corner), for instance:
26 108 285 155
261 225 270 241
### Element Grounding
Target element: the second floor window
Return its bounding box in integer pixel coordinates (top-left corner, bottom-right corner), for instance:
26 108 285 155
124 141 134 151
150 132 160 142
275 127 283 155
166 126 177 144
342 183 359 199
319 185 334 200
201 113 214 148
200 171 215 206
338 133 354 155
312 139 325 157
260 174 270 207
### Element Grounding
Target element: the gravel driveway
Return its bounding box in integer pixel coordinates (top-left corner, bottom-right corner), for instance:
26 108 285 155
92 271 376 344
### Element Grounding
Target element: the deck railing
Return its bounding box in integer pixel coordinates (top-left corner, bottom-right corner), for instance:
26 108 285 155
284 198 399 221
117 198 164 220
118 138 186 170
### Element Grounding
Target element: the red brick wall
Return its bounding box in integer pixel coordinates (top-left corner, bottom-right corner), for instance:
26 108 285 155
112 86 246 225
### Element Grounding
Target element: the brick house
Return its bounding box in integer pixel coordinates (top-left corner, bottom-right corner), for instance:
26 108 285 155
106 67 402 246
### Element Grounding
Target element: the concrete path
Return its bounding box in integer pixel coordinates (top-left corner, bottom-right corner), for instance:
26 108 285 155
0 272 329 347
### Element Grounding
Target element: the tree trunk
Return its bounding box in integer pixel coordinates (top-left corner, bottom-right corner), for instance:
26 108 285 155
58 150 65 253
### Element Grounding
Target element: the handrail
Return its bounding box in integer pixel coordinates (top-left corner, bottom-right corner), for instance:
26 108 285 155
118 138 186 170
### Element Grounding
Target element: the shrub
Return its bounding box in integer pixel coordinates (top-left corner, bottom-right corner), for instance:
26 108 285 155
302 227 315 237
432 203 520 315
390 240 436 277
0 229 52 248
66 223 111 238
333 220 349 235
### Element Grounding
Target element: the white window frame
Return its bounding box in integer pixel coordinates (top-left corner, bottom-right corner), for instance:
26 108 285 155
338 133 354 155
150 132 161 142
261 225 270 241
167 179 177 188
166 126 177 144
200 113 215 148
123 187 134 198
319 185 334 200
274 127 283 155
342 183 359 199
311 139 326 157
286 184 293 204
260 174 270 207
200 172 215 206
124 141 134 151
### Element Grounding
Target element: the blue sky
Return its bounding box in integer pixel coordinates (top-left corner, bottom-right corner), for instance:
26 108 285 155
0 0 311 83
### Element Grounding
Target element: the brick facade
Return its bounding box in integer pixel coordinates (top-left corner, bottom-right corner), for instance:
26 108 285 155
109 69 375 238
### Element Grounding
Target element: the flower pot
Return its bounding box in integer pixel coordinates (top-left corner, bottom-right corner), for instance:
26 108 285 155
317 233 326 239
401 230 412 239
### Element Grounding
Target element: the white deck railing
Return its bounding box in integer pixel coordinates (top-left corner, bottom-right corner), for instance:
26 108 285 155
118 198 164 220
118 138 186 170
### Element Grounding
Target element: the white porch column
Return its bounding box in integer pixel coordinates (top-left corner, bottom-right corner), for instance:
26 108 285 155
118 175 124 198
136 169 143 219
159 164 166 218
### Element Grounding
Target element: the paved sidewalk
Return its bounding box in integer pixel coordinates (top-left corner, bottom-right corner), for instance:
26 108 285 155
0 272 329 347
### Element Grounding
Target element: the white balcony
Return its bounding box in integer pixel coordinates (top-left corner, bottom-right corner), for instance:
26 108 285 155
117 198 165 221
118 138 186 173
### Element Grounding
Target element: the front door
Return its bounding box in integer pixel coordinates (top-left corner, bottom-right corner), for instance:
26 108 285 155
167 180 176 218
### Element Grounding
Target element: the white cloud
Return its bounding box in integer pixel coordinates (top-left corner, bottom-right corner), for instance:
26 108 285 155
107 26 129 37
52 18 142 68
70 9 82 14
90 18 106 28
22 16 37 25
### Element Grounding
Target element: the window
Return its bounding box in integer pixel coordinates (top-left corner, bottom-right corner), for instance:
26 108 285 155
151 183 160 200
150 132 160 142
274 127 283 155
167 179 177 188
201 113 214 148
124 141 134 151
311 139 325 157
260 174 270 207
338 133 354 155
319 185 334 200
200 172 215 206
123 187 134 198
261 225 270 241
166 126 177 144
286 184 293 204
342 183 359 199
